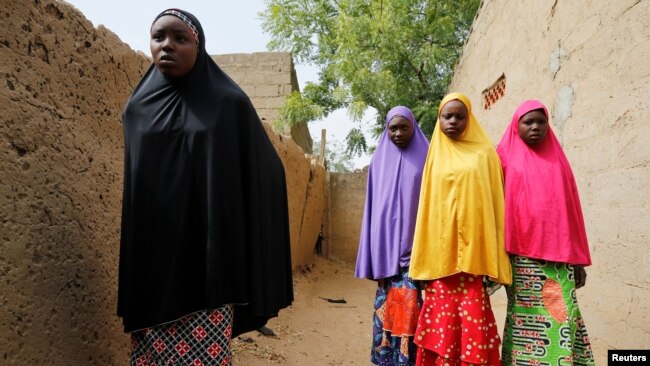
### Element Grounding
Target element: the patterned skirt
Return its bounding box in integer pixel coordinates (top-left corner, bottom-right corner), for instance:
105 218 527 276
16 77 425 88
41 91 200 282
501 256 595 365
371 271 422 366
414 273 502 366
130 304 234 366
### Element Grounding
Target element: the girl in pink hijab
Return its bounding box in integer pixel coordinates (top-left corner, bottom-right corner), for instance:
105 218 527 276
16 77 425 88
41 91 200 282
497 100 594 365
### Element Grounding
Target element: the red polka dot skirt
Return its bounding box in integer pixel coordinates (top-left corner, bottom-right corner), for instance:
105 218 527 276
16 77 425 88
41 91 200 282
414 273 501 366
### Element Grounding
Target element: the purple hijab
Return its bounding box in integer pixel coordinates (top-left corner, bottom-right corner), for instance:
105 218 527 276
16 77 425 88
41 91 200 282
355 106 429 280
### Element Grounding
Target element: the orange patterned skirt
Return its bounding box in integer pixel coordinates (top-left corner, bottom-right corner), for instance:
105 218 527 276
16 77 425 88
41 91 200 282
414 273 501 366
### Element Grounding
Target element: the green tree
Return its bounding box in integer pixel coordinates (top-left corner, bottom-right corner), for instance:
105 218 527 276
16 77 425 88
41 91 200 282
313 137 355 172
261 0 480 150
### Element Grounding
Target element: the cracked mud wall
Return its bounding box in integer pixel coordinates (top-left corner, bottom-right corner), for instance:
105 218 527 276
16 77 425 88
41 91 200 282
1 1 148 364
1 1 325 364
448 0 650 362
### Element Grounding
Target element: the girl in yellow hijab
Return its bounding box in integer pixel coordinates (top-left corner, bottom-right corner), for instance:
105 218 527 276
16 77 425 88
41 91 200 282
409 93 511 366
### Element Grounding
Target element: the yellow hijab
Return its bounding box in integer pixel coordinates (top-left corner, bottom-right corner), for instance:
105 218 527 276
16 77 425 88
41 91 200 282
409 93 511 284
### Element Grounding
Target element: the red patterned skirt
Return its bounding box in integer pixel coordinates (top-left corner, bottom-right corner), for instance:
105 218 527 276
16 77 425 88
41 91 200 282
415 274 501 366
130 305 233 366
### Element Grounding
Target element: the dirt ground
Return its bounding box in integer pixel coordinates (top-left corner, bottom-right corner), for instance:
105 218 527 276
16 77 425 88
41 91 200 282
231 256 377 365
230 257 509 365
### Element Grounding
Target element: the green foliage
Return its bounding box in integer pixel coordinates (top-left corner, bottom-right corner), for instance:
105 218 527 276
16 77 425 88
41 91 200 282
345 127 367 157
273 91 326 131
313 137 355 172
261 0 480 148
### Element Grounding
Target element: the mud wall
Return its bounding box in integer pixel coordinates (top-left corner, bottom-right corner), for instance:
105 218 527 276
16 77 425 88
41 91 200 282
448 0 650 363
0 1 146 363
0 1 325 364
261 124 326 269
215 53 313 154
328 169 368 263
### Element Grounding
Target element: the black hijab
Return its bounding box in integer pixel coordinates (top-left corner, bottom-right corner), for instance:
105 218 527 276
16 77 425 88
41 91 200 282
117 9 293 336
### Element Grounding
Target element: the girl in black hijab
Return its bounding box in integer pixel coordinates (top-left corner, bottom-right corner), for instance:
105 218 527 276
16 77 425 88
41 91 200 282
118 9 293 365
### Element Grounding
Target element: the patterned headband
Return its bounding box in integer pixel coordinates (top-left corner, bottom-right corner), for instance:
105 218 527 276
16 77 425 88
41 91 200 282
152 9 200 49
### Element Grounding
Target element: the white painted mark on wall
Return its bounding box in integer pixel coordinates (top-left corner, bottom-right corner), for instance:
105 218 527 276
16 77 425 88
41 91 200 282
553 84 575 145
550 40 568 80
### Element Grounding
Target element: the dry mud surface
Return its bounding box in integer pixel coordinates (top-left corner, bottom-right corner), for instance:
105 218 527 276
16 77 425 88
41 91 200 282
232 257 377 365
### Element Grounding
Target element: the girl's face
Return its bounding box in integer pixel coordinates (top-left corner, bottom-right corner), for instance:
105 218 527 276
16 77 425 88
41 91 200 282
518 109 548 146
439 100 468 139
150 16 198 78
387 115 414 148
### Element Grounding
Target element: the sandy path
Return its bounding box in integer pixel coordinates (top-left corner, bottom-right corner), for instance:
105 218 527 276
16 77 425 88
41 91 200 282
231 257 376 365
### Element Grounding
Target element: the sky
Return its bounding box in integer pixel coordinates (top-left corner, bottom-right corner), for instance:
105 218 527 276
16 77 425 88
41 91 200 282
64 0 373 168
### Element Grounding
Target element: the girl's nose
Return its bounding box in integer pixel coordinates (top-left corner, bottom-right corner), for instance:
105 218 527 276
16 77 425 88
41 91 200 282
162 38 172 50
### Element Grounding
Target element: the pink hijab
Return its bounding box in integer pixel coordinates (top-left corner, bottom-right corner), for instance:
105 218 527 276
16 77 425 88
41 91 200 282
496 100 591 265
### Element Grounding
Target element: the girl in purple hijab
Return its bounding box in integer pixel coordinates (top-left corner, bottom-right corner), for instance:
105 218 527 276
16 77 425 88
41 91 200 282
355 106 429 365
